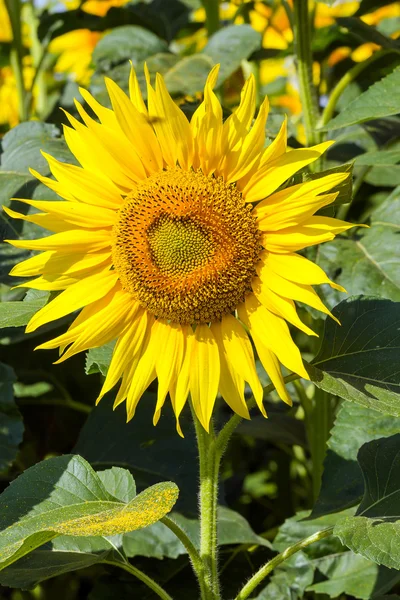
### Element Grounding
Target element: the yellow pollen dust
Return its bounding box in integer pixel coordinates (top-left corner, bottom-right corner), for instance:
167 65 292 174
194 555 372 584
112 167 262 324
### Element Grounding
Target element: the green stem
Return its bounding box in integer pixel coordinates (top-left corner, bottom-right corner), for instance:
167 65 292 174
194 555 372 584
319 48 400 130
4 0 28 122
234 527 334 600
193 412 221 599
293 0 320 148
24 1 47 119
104 560 173 600
201 0 220 38
161 516 208 598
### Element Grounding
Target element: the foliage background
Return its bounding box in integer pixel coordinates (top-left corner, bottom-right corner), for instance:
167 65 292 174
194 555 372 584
0 0 400 599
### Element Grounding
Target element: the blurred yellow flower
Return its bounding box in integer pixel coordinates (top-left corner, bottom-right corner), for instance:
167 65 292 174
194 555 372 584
0 0 12 42
64 0 130 16
0 60 35 129
50 29 102 85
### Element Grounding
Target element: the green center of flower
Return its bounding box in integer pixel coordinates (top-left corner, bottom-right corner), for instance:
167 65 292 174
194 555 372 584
147 214 214 276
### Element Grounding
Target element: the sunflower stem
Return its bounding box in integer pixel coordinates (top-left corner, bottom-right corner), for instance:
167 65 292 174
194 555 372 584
193 411 221 600
201 0 220 38
293 0 321 149
234 527 334 600
5 0 28 122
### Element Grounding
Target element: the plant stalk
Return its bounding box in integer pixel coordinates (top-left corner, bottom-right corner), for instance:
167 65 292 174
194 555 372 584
234 527 334 600
201 0 220 38
193 412 221 599
293 0 320 148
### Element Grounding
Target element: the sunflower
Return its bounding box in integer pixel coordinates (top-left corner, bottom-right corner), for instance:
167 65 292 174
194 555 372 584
5 66 353 435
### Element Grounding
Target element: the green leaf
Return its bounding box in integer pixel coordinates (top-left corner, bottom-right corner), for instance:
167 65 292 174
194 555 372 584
92 26 168 70
321 67 400 131
163 54 215 96
254 553 314 600
303 163 353 206
0 455 178 571
0 363 23 473
315 187 400 305
73 394 198 513
365 166 400 187
354 150 400 166
123 506 271 560
308 297 400 415
85 342 115 376
201 24 261 84
308 552 400 599
0 294 49 329
311 401 400 519
97 467 136 503
334 434 400 570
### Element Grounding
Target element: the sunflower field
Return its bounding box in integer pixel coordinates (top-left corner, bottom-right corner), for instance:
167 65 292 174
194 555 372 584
0 0 399 599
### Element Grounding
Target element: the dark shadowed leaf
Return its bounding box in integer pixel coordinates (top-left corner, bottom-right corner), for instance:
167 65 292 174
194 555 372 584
73 393 198 513
308 297 400 416
0 363 23 473
335 434 400 570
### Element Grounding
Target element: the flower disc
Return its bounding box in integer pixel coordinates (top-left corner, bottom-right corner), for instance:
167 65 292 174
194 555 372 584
112 167 262 324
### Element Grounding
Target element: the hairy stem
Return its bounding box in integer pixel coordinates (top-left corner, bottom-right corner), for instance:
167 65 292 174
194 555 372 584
234 527 334 599
161 516 208 598
293 0 321 148
193 414 221 599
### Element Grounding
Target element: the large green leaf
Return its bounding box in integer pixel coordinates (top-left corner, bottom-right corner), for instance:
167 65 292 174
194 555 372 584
316 187 400 305
73 394 198 512
0 363 23 473
201 24 261 83
335 434 400 570
322 67 400 131
311 401 400 519
163 54 215 95
308 552 400 599
354 150 400 166
0 455 178 571
308 297 400 416
0 292 49 329
253 553 314 600
92 25 168 70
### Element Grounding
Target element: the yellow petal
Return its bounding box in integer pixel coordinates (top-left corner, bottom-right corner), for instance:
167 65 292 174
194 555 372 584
97 308 149 402
10 251 111 278
191 65 223 175
7 229 111 253
257 258 339 321
220 314 263 406
11 199 116 229
262 216 354 252
240 293 309 379
129 63 148 115
267 252 346 292
3 206 71 233
189 323 220 432
125 328 157 421
210 322 249 419
105 77 163 174
25 269 119 333
169 325 194 436
252 276 317 337
153 320 185 425
41 152 123 208
243 141 334 203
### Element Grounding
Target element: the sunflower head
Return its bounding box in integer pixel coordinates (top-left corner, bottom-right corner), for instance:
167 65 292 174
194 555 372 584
5 65 354 435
